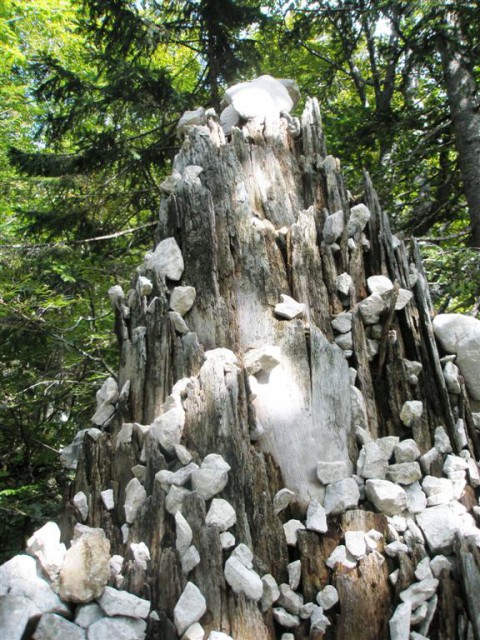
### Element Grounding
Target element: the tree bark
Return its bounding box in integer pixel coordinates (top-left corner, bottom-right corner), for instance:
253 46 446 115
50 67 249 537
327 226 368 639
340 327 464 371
65 99 480 639
439 19 480 247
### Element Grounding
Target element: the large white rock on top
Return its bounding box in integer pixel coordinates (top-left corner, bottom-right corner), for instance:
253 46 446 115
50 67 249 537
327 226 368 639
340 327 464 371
145 237 184 281
223 75 297 122
58 527 110 603
433 313 480 402
174 582 206 636
365 479 407 516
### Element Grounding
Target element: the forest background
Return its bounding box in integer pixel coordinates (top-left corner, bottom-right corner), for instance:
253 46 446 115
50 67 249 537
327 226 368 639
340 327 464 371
0 0 479 561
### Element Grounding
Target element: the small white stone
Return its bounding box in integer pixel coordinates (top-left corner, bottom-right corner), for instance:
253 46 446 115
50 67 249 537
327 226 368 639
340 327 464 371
173 582 206 636
231 543 253 569
100 489 114 511
273 488 296 515
324 210 344 244
75 602 105 628
131 465 146 482
359 293 387 325
130 542 150 570
220 531 235 550
310 604 331 633
344 531 366 559
244 346 281 376
261 574 280 612
400 401 423 427
332 312 353 333
467 457 480 487
181 546 201 575
97 585 151 618
169 311 189 334
169 286 196 316
367 275 393 295
336 272 353 296
26 521 66 581
88 617 146 639
145 237 184 281
137 276 153 296
224 556 263 601
326 545 357 570
443 361 461 394
399 578 438 609
177 108 206 135
274 294 306 320
272 607 300 628
429 555 452 578
73 491 89 522
316 585 338 610
415 557 433 581
394 439 421 463
316 460 351 484
175 444 193 465
365 479 407 516
31 613 86 640
149 406 185 455
357 442 388 479
306 499 328 533
443 454 468 479
416 505 459 554
278 584 303 615
334 332 353 351
387 462 422 485
206 499 236 531
376 436 400 460
389 601 411 640
124 478 147 524
283 520 305 546
395 289 413 310
183 622 205 640
165 485 191 515
434 426 452 454
389 569 399 585
175 512 193 555
454 418 468 449
288 560 301 590
422 476 453 506
208 633 233 640
385 541 409 557
348 203 371 236
324 478 360 515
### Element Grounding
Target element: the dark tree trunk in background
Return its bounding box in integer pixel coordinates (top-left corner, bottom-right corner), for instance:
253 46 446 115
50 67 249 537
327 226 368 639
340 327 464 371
439 18 480 248
65 99 480 639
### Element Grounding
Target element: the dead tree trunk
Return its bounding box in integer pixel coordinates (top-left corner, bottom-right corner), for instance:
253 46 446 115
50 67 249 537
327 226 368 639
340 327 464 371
66 100 480 640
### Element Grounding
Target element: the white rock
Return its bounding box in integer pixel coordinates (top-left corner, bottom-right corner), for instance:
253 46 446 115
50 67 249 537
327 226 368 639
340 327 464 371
280 635 295 640
357 442 388 479
415 557 433 581
429 555 452 577
181 546 201 575
332 312 352 333
156 462 199 487
96 376 119 405
335 272 353 297
272 607 300 628
419 447 442 476
145 237 184 281
121 524 129 544
73 491 89 522
75 602 105 628
224 75 294 122
454 418 468 450
400 401 423 427
348 204 371 236
351 387 369 430
169 286 196 316
316 584 339 610
88 616 147 640
306 499 328 533
131 465 146 482
220 104 240 133
224 556 263 601
136 276 152 296
208 633 233 640
273 488 296 515
274 294 306 320
326 545 357 570
467 457 480 487
130 542 150 570
220 532 235 550
389 569 399 585
394 439 421 463
98 586 150 619
169 311 189 334
310 605 331 633
206 499 236 531
443 361 461 394
299 602 315 619
26 521 66 581
174 582 206 636
261 574 280 612
177 107 206 135
175 444 193 465
389 602 411 640
182 622 205 640
278 583 303 615
124 478 147 524
359 293 387 325
443 454 468 479
395 289 413 310
100 489 114 511
365 479 407 516
32 613 86 639
0 594 34 639
191 467 228 500
416 505 459 553
58 528 110 603
387 462 422 485
283 519 305 546
399 578 438 608
316 460 351 484
149 406 185 455
422 476 453 506
344 531 366 559
385 541 409 557
165 485 191 515
288 560 301 590
376 436 400 460
175 512 193 555
367 275 393 295
244 346 281 376
231 543 253 569
324 478 360 515
324 210 344 244
433 313 480 401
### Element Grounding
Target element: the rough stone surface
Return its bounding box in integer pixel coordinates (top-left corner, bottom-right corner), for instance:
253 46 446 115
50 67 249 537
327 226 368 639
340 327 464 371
124 478 147 524
173 582 207 636
394 439 421 463
58 528 110 603
336 272 353 296
205 498 236 531
348 203 371 235
283 519 305 545
324 210 344 244
404 481 427 514
288 560 301 590
0 594 34 640
344 530 367 559
422 476 453 506
326 545 357 570
416 505 459 553
88 616 147 640
389 602 411 640
261 574 280 612
182 622 205 640
332 312 352 333
323 478 360 515
26 521 66 581
365 479 407 516
98 586 150 619
100 489 114 511
175 511 193 555
400 401 423 427
75 602 105 628
399 578 438 608
367 275 393 295
316 585 339 610
169 311 189 334
169 286 196 316
191 454 230 500
244 346 281 375
387 462 422 485
145 237 184 281
274 294 306 320
73 491 89 522
223 75 296 122
316 460 350 484
306 499 328 533
273 488 296 515
357 442 388 479
434 426 452 454
181 546 201 575
33 613 86 639
272 607 300 628
149 406 185 455
224 556 263 601
359 293 386 325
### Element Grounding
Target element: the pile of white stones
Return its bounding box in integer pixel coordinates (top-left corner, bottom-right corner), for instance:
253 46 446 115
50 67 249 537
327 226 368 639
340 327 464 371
0 521 150 640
